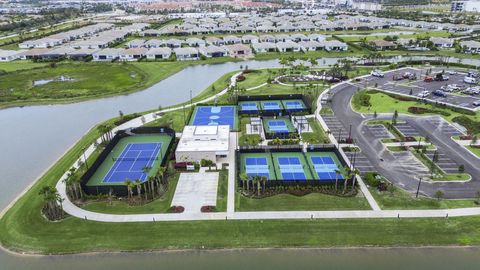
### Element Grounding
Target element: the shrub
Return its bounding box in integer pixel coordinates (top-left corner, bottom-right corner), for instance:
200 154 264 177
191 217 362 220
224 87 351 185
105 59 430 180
236 75 246 82
169 206 184 213
352 91 371 110
407 106 451 116
453 116 480 135
201 206 216 212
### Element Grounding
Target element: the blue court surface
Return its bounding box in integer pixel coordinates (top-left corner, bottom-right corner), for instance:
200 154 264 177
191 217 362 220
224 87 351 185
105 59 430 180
191 105 237 129
267 120 289 132
239 102 259 112
261 101 282 111
277 157 306 180
103 143 162 183
283 100 305 110
310 156 344 181
245 157 270 179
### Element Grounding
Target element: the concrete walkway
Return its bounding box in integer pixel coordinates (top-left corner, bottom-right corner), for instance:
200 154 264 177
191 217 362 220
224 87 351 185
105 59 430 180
55 69 480 223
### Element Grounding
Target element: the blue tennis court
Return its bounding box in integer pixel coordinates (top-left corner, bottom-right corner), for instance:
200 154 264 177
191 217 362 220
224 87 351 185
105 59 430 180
310 156 344 181
191 105 237 129
267 120 289 132
283 100 305 110
245 157 270 179
103 143 162 183
239 102 259 112
261 101 282 111
277 157 306 180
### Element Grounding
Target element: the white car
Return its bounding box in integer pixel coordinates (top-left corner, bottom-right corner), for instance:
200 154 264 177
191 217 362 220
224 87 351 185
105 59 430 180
448 71 457 75
473 100 480 107
371 70 385 77
417 90 430 98
464 76 477 84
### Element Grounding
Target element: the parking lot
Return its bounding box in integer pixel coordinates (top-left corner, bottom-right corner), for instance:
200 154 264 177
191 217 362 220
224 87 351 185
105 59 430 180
361 68 480 110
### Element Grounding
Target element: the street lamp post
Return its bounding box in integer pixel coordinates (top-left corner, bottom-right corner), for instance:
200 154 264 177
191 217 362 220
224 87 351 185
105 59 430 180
416 177 422 198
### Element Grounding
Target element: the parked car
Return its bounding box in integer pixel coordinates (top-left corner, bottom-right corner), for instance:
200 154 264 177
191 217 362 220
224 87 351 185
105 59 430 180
432 90 447 97
371 70 384 77
473 100 480 107
418 90 430 98
424 76 433 82
448 71 457 75
434 73 449 81
464 76 477 84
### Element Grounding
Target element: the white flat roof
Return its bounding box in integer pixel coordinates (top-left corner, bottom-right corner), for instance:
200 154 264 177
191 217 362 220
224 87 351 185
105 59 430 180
176 125 230 153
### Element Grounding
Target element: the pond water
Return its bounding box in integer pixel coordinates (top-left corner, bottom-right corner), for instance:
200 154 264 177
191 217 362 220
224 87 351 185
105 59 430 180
1 56 480 269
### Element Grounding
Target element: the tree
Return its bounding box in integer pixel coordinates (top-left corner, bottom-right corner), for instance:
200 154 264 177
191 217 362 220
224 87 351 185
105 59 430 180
458 164 465 173
118 110 124 118
350 168 360 191
470 135 478 146
338 167 350 194
261 175 267 194
135 179 142 200
434 190 444 201
38 186 63 220
239 172 249 191
124 179 133 200
476 190 480 205
373 111 377 119
334 169 340 192
392 110 398 125
309 58 318 68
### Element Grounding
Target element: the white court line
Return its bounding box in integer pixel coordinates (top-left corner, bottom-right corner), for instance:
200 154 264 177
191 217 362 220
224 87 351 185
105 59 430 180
104 144 133 183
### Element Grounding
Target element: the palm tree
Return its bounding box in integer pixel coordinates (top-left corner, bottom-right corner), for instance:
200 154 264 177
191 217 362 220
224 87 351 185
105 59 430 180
334 169 340 192
239 172 249 191
124 179 133 200
135 179 142 200
338 167 350 194
261 176 267 194
350 168 360 191
38 186 62 219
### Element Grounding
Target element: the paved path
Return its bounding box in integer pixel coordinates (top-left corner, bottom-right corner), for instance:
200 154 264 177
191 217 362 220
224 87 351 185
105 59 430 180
55 69 480 223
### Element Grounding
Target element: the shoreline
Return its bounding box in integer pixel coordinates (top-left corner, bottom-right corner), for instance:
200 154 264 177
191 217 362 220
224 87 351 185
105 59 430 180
2 243 480 257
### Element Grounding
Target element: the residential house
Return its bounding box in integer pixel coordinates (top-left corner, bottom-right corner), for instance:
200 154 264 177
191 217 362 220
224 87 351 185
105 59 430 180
276 41 301 53
369 40 397 51
323 40 348 52
290 33 308 42
461 40 480 53
259 34 276 43
92 48 124 61
165 38 183 48
223 35 242 45
119 48 148 61
145 47 172 60
186 37 206 47
0 49 22 62
252 42 277 53
299 41 323 52
226 44 252 58
126 39 146 48
206 36 225 46
430 37 454 49
241 35 259 44
275 34 292 43
174 47 199 61
145 39 164 48
199 45 228 58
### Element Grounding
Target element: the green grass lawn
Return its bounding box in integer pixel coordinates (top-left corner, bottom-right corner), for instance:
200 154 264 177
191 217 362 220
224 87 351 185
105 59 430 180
144 108 193 132
215 170 228 212
236 69 276 89
235 192 371 211
370 186 479 210
300 118 330 144
353 90 480 123
81 173 179 214
466 146 480 158
0 61 47 72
